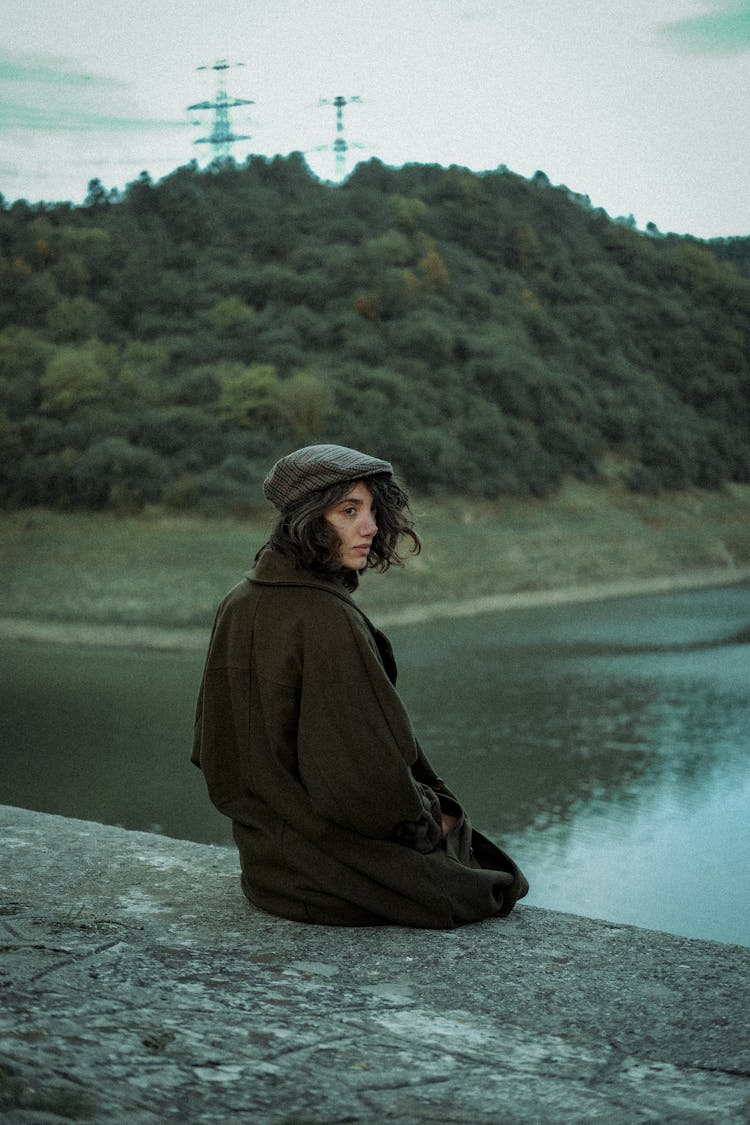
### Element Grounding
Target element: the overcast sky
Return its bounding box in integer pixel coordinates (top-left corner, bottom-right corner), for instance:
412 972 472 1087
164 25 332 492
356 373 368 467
1 1 749 238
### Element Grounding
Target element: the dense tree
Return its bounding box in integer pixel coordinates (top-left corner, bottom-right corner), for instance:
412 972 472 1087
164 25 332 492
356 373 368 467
0 155 748 510
71 436 168 509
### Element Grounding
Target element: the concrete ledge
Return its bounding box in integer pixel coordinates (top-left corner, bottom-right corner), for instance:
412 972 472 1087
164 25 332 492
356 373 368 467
1 805 748 1123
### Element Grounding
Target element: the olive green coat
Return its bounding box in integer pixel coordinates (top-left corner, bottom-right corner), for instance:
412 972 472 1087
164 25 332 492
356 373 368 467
192 548 528 928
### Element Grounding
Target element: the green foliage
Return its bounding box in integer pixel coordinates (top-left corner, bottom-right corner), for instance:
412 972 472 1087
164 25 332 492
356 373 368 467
1 155 748 510
46 296 111 341
217 362 284 428
277 370 333 439
207 295 256 333
71 437 168 510
40 339 117 415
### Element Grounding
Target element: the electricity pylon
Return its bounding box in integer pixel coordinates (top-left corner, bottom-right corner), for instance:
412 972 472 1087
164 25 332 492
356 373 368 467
188 60 254 160
316 95 363 180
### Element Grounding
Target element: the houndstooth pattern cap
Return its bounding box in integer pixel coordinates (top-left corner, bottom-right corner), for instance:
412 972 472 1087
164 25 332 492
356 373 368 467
263 444 393 511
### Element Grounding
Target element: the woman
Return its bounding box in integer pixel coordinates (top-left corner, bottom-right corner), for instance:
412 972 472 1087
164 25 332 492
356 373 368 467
192 443 528 928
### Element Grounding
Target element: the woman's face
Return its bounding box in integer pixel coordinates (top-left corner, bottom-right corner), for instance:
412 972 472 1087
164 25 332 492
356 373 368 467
323 480 378 570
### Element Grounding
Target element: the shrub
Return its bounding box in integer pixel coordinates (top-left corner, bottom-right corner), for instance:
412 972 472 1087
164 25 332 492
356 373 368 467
71 437 169 510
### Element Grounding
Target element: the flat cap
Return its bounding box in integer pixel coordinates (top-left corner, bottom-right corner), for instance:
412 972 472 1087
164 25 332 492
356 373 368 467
263 444 393 511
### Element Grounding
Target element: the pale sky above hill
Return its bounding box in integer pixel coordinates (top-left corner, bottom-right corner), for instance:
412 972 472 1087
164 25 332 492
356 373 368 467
1 1 749 237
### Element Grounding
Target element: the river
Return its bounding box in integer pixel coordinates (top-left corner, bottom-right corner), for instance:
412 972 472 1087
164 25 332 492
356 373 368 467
2 583 748 946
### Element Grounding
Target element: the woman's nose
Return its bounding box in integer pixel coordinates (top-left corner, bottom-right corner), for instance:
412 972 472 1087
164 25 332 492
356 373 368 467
360 512 377 537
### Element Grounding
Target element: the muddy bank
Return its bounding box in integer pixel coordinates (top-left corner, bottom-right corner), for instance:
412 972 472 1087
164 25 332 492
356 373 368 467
1 565 748 651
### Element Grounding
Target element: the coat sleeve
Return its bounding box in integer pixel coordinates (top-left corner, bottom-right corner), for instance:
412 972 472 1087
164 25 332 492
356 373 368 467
291 603 444 852
191 586 259 824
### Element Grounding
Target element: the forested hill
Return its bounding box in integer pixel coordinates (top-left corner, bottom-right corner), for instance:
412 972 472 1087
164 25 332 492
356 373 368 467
1 154 749 511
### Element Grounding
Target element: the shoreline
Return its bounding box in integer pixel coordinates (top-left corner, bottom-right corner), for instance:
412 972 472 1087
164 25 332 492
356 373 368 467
2 564 748 651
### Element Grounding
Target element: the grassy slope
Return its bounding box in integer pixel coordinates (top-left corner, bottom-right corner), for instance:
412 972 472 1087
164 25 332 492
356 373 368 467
1 482 749 644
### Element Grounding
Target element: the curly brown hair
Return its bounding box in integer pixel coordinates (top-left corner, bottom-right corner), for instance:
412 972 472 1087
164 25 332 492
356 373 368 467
265 473 421 589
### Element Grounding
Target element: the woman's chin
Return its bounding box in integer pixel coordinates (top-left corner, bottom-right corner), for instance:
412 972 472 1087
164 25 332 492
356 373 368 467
342 555 369 571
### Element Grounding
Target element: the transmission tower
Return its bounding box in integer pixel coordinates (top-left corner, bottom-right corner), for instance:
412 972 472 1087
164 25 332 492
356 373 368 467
188 60 254 160
317 95 363 180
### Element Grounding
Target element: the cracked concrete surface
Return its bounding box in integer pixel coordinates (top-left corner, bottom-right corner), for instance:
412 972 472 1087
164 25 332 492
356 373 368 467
1 804 748 1123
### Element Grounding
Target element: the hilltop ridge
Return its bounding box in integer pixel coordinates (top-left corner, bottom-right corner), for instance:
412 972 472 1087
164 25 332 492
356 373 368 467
1 155 749 510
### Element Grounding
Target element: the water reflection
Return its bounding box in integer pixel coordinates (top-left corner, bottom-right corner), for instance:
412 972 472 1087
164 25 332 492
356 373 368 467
391 589 750 946
1 583 748 946
0 644 230 847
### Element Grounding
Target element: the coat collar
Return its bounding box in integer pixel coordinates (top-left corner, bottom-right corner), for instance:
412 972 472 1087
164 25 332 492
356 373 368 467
250 548 398 682
250 547 357 607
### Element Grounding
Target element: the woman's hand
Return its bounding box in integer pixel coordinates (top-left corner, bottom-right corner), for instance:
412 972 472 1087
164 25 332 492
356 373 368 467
441 813 458 837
